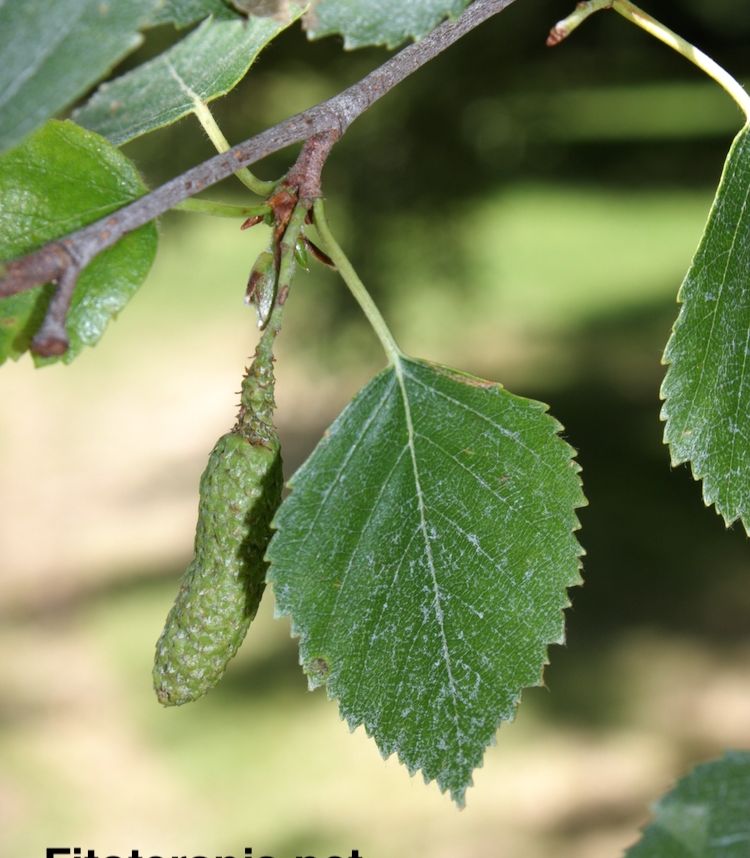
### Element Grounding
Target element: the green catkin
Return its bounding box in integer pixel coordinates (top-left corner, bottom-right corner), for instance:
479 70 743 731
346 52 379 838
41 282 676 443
153 321 283 706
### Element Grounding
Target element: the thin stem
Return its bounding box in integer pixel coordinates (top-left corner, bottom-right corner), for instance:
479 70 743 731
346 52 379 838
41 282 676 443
549 0 750 121
236 280 285 444
547 0 611 45
276 203 308 298
236 210 303 442
613 1 750 120
312 199 403 366
192 99 277 196
172 198 271 219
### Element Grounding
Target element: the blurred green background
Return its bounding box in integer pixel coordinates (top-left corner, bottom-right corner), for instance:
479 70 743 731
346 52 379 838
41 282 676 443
3 1 750 855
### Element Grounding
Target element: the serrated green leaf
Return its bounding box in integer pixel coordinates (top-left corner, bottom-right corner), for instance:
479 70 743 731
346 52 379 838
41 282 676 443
0 0 155 153
75 6 304 146
150 0 237 28
626 751 750 857
0 120 157 367
304 0 470 49
661 124 750 532
267 356 584 804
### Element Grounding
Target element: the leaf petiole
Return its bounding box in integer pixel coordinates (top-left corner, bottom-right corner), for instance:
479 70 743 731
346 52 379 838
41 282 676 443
312 199 404 366
172 198 271 219
191 97 277 196
549 0 750 122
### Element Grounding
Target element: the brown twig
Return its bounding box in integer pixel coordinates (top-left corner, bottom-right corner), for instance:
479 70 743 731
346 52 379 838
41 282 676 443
31 267 80 356
285 130 341 199
0 0 518 325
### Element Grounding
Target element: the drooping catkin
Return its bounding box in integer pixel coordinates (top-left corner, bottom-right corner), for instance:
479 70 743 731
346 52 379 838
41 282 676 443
153 324 283 706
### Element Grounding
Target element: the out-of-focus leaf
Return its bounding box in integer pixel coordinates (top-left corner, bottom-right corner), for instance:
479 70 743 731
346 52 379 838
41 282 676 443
626 751 750 856
268 356 584 804
661 124 750 532
0 121 157 366
149 0 236 28
0 0 155 153
304 0 470 49
75 6 305 146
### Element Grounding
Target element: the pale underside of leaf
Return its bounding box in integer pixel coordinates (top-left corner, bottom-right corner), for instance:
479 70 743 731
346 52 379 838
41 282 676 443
267 356 584 804
625 751 750 856
661 124 750 532
303 0 471 49
0 121 157 366
0 0 156 153
74 7 304 146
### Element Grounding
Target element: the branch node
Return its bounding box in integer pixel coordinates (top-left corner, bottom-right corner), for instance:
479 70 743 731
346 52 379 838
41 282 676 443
0 243 71 299
285 130 341 200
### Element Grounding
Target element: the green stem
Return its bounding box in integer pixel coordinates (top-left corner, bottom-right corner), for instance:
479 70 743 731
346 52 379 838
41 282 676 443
192 98 277 196
236 299 283 444
236 252 292 443
236 206 313 441
276 204 309 297
550 0 750 121
312 199 403 366
548 0 611 41
172 199 271 219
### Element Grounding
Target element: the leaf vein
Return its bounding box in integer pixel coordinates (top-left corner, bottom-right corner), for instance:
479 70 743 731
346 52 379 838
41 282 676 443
403 364 562 482
292 373 397 558
396 359 464 748
679 131 750 438
318 443 410 652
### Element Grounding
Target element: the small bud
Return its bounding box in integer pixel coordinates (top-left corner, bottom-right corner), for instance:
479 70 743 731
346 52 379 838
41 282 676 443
245 250 277 329
304 237 335 268
240 214 264 230
294 238 310 271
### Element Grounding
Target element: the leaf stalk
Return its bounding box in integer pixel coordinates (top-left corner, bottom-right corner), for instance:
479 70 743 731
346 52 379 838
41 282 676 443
549 0 750 121
172 199 271 219
312 199 403 366
192 98 277 196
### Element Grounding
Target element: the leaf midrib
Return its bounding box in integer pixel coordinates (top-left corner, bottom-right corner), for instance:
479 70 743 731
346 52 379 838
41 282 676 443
394 356 464 750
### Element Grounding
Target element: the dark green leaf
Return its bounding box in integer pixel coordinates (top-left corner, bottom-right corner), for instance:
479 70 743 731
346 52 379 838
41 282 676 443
267 356 584 804
75 6 305 146
626 751 750 856
661 125 750 531
304 0 470 49
0 121 157 366
0 0 155 153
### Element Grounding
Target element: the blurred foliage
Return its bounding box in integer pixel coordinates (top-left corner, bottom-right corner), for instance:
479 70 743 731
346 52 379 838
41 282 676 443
116 0 750 315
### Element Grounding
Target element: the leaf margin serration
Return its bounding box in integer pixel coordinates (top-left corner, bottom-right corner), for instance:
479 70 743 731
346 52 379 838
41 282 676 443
266 355 586 805
660 122 750 534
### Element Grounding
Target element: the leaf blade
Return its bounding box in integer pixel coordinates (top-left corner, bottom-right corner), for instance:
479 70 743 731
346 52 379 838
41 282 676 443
150 0 237 28
74 7 305 146
267 356 584 803
661 124 750 531
303 0 470 50
626 751 750 857
0 120 158 366
0 0 155 153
